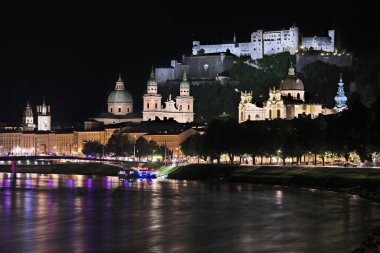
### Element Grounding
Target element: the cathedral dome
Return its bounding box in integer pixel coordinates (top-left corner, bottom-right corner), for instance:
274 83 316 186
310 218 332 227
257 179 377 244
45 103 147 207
107 90 133 104
107 74 133 104
280 65 304 91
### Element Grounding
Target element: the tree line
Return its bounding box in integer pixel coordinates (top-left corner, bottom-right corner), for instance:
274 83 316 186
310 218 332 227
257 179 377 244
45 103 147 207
181 93 380 164
82 133 172 160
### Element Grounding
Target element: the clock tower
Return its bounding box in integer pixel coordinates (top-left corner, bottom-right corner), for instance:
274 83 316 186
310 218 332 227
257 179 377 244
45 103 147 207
37 99 51 131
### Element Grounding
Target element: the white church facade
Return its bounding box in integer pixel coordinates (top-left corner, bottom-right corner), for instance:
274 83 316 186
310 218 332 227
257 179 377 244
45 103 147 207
142 70 194 123
192 24 335 60
238 65 345 123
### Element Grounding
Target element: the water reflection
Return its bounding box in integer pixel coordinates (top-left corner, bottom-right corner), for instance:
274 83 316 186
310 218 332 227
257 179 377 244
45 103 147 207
0 173 380 252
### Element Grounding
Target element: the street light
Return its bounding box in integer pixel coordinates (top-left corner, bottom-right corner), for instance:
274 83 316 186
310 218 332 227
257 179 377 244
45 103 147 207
132 135 137 161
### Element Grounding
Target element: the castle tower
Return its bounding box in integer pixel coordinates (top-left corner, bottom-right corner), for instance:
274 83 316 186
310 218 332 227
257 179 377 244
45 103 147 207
37 99 51 131
142 68 163 121
107 73 133 115
328 30 335 52
289 25 299 54
22 101 35 128
334 73 348 112
175 72 194 123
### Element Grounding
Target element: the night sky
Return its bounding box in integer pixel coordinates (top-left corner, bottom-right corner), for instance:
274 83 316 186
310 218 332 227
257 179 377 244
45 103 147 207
0 1 377 124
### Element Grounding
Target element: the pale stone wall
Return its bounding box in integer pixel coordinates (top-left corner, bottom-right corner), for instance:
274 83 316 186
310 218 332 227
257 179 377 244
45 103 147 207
108 102 133 115
193 26 299 60
38 115 51 131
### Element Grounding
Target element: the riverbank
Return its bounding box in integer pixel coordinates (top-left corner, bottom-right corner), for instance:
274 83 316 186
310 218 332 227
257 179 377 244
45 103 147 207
168 164 380 202
0 163 127 176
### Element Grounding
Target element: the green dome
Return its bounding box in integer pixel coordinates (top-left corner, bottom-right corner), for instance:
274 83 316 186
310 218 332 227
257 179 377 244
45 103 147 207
107 90 133 103
180 72 190 89
147 68 157 87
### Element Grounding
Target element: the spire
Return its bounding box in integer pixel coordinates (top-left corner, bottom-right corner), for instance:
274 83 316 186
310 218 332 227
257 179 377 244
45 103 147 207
334 73 348 111
233 33 236 43
115 73 125 90
292 20 296 27
147 67 158 89
150 66 155 80
179 71 190 96
288 62 295 76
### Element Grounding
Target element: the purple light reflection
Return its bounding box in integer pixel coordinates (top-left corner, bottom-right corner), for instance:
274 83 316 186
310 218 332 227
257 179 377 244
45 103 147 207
67 179 73 188
87 179 93 189
48 179 54 189
105 178 111 190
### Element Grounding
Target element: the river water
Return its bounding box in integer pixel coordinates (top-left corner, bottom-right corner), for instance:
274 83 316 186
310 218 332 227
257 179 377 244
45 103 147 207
0 173 379 253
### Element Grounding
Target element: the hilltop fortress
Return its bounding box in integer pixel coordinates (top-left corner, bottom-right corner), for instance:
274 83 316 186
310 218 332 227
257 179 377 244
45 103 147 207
155 24 340 86
192 24 334 60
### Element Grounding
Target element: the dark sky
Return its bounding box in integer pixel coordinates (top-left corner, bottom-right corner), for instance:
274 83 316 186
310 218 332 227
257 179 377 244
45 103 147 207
0 1 378 124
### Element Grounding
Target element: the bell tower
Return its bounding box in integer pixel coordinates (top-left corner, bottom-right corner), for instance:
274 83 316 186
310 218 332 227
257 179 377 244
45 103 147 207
37 98 51 131
22 101 35 128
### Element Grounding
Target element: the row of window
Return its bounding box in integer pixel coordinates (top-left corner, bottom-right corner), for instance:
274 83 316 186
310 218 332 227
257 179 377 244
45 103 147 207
110 108 130 113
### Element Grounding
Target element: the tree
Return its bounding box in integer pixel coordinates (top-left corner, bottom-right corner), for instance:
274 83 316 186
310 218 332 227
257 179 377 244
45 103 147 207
82 141 104 157
135 137 150 159
105 130 132 156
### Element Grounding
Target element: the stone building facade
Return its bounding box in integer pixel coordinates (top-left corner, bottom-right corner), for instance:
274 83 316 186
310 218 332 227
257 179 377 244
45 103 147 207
143 71 194 123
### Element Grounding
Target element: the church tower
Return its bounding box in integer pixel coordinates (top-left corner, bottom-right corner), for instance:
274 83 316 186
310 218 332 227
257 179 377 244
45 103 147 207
142 68 163 121
37 98 51 131
175 72 194 123
22 101 35 128
334 74 348 112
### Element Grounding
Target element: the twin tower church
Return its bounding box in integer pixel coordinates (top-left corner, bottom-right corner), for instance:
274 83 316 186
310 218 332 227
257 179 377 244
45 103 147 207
92 69 194 125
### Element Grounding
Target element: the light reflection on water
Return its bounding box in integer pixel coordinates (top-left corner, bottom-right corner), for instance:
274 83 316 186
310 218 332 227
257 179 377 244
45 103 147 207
0 173 379 253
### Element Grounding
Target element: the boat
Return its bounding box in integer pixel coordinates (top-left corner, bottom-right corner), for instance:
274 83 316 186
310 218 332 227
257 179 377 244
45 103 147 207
118 167 157 180
118 169 139 180
137 168 157 179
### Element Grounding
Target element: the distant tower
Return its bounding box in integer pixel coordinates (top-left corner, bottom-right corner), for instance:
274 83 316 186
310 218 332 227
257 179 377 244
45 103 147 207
334 74 348 112
289 24 299 54
328 30 335 51
37 98 51 131
176 71 194 122
22 101 35 128
142 68 163 121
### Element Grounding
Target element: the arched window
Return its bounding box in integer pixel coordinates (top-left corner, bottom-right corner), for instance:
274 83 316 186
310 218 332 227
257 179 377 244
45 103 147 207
248 115 251 120
188 105 190 110
277 109 281 118
147 103 149 109
297 93 300 100
155 103 157 109
240 112 243 120
110 108 113 113
269 110 272 119
288 93 291 99
118 107 121 113
180 105 182 111
127 108 130 113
